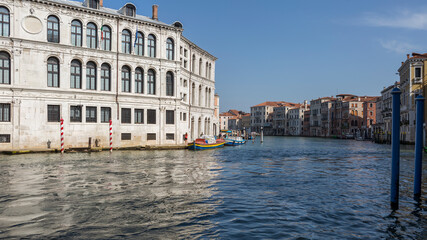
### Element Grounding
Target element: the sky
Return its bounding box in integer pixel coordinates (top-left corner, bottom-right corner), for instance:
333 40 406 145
103 0 427 112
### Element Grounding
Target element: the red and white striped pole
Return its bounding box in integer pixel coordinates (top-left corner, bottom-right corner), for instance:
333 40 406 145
109 119 113 152
60 117 64 154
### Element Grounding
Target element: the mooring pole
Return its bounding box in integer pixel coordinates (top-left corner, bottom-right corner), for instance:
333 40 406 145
391 87 401 210
109 119 113 153
60 117 64 154
260 127 264 143
414 95 425 200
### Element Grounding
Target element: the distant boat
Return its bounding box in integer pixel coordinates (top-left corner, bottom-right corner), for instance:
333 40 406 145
188 136 225 150
224 136 246 146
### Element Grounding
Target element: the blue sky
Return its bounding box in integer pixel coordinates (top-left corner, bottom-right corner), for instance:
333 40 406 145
104 0 427 112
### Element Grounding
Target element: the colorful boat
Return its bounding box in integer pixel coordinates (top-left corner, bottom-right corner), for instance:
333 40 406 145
188 136 225 150
224 136 246 146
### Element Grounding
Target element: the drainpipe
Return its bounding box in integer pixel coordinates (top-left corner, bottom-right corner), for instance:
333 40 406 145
116 17 120 120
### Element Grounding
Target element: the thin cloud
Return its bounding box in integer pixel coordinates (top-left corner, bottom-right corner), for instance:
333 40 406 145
362 10 427 30
378 39 420 54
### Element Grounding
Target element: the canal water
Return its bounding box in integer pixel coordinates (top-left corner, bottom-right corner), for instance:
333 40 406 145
0 137 426 239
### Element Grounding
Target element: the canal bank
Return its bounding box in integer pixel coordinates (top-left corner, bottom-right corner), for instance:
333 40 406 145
0 145 188 155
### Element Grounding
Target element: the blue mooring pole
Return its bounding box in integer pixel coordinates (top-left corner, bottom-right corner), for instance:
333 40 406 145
391 87 401 210
414 95 425 201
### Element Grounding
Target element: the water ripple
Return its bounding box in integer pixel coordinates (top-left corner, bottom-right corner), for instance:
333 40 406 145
0 137 426 239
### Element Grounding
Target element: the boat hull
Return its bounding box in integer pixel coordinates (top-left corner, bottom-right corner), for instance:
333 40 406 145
224 139 246 146
188 141 225 150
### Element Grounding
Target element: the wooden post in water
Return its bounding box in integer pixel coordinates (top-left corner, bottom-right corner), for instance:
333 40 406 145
391 87 401 210
109 119 113 152
60 118 64 154
414 95 424 201
260 127 264 143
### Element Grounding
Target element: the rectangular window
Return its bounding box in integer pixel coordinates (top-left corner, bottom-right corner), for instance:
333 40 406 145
183 112 187 121
147 133 156 140
0 134 10 143
70 106 82 122
166 133 174 140
121 133 131 140
415 67 421 78
86 106 97 123
147 109 156 124
47 105 60 122
166 110 174 124
101 107 111 123
121 108 131 124
135 109 144 124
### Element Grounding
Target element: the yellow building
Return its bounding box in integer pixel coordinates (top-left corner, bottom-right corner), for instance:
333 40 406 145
397 53 427 144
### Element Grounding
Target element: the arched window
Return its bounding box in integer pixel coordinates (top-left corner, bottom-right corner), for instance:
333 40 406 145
148 34 156 57
135 32 144 56
199 58 202 75
205 87 208 107
192 54 195 73
166 38 174 60
86 61 96 90
208 63 212 79
101 63 110 91
87 23 97 49
191 83 195 105
88 0 99 9
166 71 174 96
205 62 208 78
70 60 82 89
101 25 111 51
0 7 10 37
125 4 136 17
135 67 143 93
208 88 211 107
0 51 10 84
70 20 83 47
198 85 202 106
47 57 59 87
147 69 155 95
121 66 131 92
122 29 131 54
47 16 60 43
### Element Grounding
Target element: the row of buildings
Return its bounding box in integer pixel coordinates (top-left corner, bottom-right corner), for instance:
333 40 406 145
246 95 378 139
221 52 427 144
0 0 220 150
220 94 378 139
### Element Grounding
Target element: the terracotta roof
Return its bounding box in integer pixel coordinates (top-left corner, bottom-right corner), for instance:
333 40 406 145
220 112 234 117
242 113 251 117
252 101 287 107
409 53 427 60
229 109 240 116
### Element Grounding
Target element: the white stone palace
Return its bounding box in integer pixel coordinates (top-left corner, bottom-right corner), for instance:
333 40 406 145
0 0 219 150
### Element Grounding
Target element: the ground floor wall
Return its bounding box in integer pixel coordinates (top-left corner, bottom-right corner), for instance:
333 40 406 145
0 91 217 150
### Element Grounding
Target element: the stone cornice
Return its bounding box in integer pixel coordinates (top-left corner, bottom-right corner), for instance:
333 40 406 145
181 36 217 61
28 0 182 32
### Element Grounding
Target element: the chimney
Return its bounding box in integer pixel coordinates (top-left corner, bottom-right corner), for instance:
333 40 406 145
407 54 410 59
152 5 158 20
401 62 404 66
100 0 103 7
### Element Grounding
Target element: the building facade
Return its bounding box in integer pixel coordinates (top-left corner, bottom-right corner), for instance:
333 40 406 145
250 101 283 134
0 0 218 150
398 53 427 144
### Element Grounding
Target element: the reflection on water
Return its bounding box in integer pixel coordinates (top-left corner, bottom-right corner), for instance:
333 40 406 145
0 137 426 239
